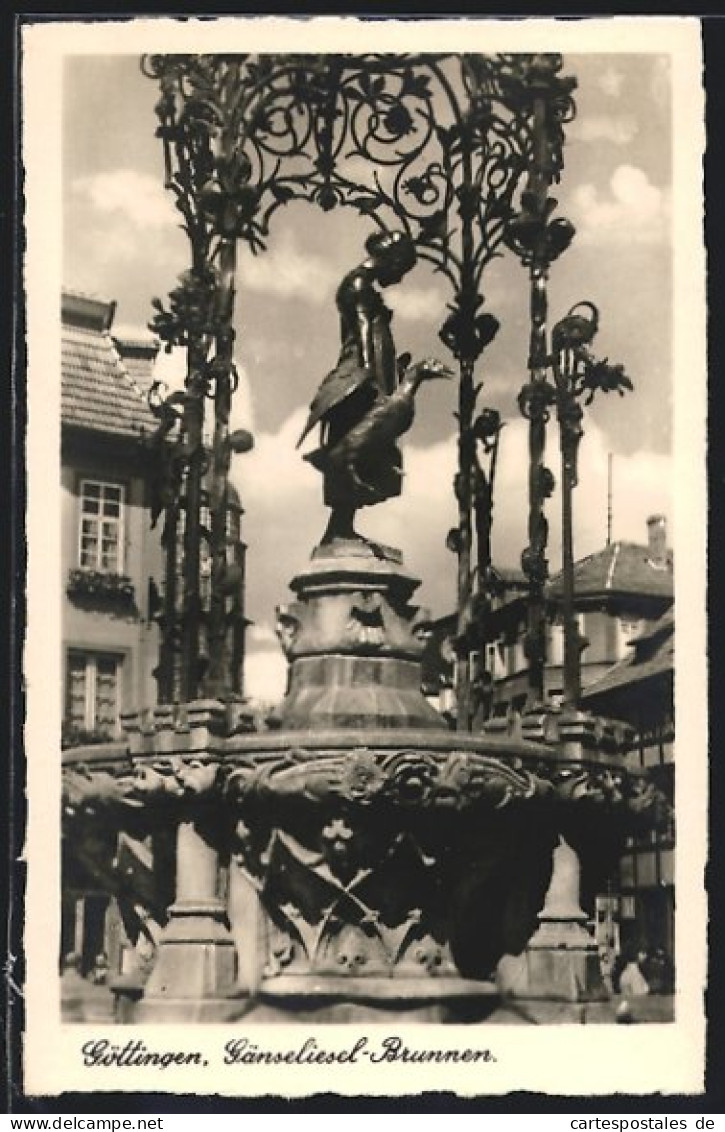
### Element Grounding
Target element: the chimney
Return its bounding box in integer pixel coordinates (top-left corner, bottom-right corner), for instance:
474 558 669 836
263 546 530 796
646 514 668 567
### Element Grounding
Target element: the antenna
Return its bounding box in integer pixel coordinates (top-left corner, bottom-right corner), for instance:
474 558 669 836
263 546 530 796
607 453 613 546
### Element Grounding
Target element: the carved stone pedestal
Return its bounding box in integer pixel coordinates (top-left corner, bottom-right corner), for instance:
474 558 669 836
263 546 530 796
133 821 239 1022
226 733 559 1018
276 540 442 730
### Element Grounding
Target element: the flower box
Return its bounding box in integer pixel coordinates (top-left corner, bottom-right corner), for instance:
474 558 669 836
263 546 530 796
67 568 136 607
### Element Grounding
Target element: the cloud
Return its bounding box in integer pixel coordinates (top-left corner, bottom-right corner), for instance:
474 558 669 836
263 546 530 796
242 332 302 367
569 114 638 146
244 611 292 703
232 407 320 702
598 66 625 99
244 645 288 704
569 165 670 246
72 168 177 231
490 417 672 572
386 285 446 323
232 404 321 599
65 168 188 303
238 229 337 303
237 227 444 320
247 623 279 647
149 345 257 442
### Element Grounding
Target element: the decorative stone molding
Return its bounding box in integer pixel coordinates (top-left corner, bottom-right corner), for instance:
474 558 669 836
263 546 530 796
226 745 547 811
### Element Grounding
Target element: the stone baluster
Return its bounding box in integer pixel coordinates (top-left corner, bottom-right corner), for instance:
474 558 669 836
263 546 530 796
497 707 625 1007
497 832 606 1006
131 701 239 1022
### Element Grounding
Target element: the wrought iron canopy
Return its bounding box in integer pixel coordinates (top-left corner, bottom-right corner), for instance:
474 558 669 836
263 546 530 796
143 52 576 361
142 52 578 719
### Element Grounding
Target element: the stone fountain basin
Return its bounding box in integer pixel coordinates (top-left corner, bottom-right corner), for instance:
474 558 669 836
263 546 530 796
62 721 630 782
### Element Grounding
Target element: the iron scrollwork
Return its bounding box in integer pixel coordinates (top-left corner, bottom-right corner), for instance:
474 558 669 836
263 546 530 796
142 52 578 725
548 301 633 704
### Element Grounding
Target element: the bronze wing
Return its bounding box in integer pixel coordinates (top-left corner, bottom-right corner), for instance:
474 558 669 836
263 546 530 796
297 363 376 448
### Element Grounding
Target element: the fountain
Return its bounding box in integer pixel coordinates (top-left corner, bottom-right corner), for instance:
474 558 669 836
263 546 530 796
61 54 667 1025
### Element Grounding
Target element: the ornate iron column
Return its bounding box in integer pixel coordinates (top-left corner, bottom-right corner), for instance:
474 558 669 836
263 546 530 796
458 406 504 726
504 58 633 711
549 303 633 706
146 57 257 703
504 54 577 707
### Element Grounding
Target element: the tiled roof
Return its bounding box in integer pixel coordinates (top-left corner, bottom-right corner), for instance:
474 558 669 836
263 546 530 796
62 294 157 440
547 541 673 601
582 607 674 702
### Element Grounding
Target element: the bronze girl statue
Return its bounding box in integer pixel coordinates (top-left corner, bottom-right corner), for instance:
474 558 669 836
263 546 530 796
298 230 451 543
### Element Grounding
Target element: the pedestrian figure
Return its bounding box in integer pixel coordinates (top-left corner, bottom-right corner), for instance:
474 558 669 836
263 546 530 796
618 945 650 997
642 946 673 995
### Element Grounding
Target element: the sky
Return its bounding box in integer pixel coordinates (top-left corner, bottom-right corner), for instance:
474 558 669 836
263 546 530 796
61 49 675 703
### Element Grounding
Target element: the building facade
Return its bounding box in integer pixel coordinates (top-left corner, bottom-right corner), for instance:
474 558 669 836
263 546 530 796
61 291 164 973
61 290 253 987
61 291 163 748
422 517 673 721
486 515 673 716
583 608 675 967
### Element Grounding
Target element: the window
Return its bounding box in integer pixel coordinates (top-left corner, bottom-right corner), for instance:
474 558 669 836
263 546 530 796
548 614 584 667
619 854 635 888
487 642 506 680
65 652 122 736
78 480 125 572
549 621 565 666
505 639 526 676
620 895 636 921
617 615 643 659
636 851 657 887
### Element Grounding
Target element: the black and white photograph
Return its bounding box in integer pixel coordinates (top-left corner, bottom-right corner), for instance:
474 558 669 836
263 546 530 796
21 15 706 1099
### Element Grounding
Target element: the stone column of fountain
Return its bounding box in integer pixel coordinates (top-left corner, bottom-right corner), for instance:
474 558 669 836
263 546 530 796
117 701 239 1022
493 709 639 1012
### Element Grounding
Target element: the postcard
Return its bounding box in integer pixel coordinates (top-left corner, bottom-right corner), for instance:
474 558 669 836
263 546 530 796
20 14 706 1100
